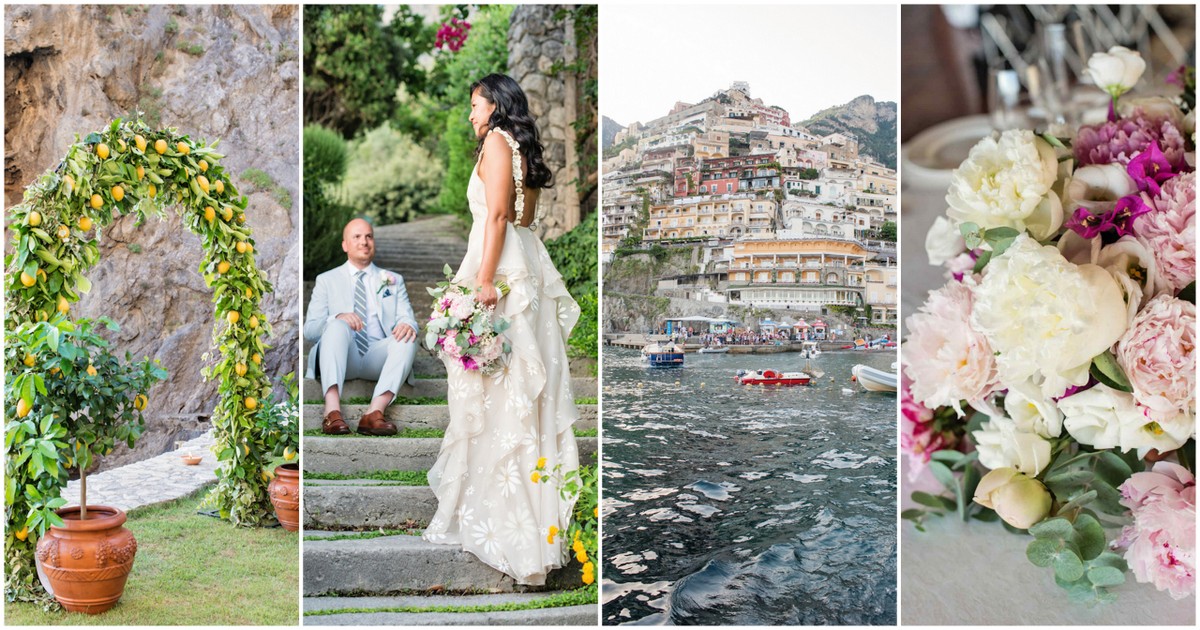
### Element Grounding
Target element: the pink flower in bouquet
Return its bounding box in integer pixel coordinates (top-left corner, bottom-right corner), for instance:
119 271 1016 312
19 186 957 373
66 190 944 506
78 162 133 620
1126 142 1177 196
1064 194 1151 239
450 293 475 321
903 280 1000 415
900 367 949 480
1115 294 1196 424
1136 172 1196 296
1074 112 1188 169
1117 462 1196 600
461 355 479 371
442 333 463 359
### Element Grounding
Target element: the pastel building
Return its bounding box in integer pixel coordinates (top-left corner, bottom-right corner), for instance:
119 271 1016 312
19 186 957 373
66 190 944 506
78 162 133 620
725 238 875 311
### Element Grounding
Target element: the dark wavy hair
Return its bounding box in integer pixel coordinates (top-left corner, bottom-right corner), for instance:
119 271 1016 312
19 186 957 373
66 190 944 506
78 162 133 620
470 73 552 189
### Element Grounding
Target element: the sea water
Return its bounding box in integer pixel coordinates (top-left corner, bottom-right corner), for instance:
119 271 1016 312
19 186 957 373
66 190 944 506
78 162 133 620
601 347 898 625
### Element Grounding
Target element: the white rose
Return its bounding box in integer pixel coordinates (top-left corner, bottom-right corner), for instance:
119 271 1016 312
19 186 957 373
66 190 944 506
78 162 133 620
974 415 1053 476
1095 237 1158 325
946 130 1063 240
1065 163 1138 216
926 215 966 267
1004 379 1064 438
1059 383 1139 450
974 467 1052 529
1121 408 1194 459
972 235 1128 399
1085 46 1146 98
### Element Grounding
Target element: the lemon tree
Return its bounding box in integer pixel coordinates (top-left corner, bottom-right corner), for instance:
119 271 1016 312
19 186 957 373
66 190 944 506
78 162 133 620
4 118 278 600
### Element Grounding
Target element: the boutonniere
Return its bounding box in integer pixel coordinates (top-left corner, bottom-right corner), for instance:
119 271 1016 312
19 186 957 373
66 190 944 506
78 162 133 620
377 272 396 298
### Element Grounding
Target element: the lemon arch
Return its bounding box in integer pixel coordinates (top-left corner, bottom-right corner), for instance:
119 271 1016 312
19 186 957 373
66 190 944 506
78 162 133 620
5 119 279 596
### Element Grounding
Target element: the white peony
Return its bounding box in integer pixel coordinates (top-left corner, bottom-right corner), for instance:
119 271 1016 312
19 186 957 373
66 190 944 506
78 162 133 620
1059 384 1140 450
1003 379 1064 438
945 130 1064 240
972 235 1128 399
974 415 1053 476
926 215 966 267
1086 46 1146 98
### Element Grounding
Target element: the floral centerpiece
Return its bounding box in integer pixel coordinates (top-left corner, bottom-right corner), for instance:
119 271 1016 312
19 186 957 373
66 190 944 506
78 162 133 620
903 47 1195 604
425 264 512 373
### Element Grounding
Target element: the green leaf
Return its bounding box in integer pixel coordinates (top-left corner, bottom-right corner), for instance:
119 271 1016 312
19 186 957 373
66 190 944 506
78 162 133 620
1072 514 1106 560
1178 281 1195 304
1086 565 1125 587
959 221 983 249
1056 490 1098 516
1094 451 1133 488
1091 351 1133 392
911 491 954 511
1026 539 1059 567
1029 517 1074 540
928 460 956 492
930 450 964 464
900 508 925 520
1053 547 1086 582
972 250 992 274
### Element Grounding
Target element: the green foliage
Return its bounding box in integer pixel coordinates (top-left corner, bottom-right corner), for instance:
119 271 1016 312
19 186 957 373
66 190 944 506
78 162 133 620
878 220 896 242
547 213 599 359
303 5 434 138
302 125 353 279
305 587 596 616
335 125 444 225
434 5 514 220
254 372 298 472
303 124 348 186
4 118 277 601
1026 515 1127 604
176 41 205 56
535 457 598 588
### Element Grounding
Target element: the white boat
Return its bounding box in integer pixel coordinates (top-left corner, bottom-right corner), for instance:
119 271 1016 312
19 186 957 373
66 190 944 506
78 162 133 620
798 341 821 359
698 346 729 354
851 364 897 393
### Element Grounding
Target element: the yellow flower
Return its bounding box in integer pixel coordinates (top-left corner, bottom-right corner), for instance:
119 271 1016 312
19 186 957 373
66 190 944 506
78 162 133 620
581 562 595 585
530 471 540 483
546 525 559 544
594 506 599 518
572 539 584 554
573 529 582 542
536 456 547 469
576 549 588 563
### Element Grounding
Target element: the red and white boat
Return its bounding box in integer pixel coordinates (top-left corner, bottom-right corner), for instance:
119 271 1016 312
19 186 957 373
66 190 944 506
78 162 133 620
734 369 812 386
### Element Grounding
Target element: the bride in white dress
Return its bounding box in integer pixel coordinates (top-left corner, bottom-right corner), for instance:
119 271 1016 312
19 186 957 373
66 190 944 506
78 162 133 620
423 74 581 585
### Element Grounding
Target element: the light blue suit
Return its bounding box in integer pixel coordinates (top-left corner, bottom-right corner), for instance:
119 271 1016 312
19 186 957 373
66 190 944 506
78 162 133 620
304 262 418 400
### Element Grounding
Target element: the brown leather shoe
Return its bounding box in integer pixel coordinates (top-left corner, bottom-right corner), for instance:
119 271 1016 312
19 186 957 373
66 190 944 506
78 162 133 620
357 409 398 436
322 410 351 435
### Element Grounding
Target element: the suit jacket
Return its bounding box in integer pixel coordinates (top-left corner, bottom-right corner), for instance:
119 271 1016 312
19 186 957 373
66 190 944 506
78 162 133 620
304 262 418 384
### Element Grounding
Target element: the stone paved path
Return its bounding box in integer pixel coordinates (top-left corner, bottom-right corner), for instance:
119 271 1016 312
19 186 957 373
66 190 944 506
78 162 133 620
60 431 218 513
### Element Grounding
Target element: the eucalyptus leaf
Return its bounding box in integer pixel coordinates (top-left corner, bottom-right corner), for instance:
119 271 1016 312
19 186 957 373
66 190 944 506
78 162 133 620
1026 538 1059 567
1091 351 1133 392
928 460 956 492
1029 517 1074 540
1053 547 1086 582
1072 513 1106 561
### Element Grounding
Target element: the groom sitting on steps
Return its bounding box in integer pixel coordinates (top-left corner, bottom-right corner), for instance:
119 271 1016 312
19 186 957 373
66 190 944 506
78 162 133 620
304 218 418 436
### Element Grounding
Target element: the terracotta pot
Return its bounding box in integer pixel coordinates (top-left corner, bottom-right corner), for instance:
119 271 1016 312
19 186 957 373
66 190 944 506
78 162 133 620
268 463 300 531
35 505 136 614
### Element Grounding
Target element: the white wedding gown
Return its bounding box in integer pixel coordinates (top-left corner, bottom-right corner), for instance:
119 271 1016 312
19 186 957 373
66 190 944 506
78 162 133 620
423 129 581 585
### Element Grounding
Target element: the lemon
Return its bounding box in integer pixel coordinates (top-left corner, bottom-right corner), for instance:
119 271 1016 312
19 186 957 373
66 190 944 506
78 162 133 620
136 165 145 181
261 471 270 482
96 143 110 159
234 362 247 377
236 214 245 224
217 261 231 274
198 159 209 172
148 183 157 198
117 139 127 153
57 225 70 240
245 243 253 253
251 353 261 365
177 142 190 155
86 364 97 376
214 180 225 195
90 194 103 209
197 175 210 193
222 206 233 222
284 447 296 461
15 527 28 541
134 134 147 152
204 206 215 222
16 399 31 418
244 287 253 299
244 397 257 410
56 295 69 314
23 354 35 367
28 211 42 227
154 139 168 154
111 186 124 202
227 311 240 325
236 241 248 254
19 272 36 287
134 394 148 411
78 216 93 232
248 315 259 329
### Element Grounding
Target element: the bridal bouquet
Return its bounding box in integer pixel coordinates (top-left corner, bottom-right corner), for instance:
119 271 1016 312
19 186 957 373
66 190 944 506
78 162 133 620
425 264 512 373
903 47 1195 604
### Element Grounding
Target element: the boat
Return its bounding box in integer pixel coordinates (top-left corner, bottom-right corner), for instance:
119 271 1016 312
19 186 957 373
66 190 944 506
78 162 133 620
851 364 897 392
698 346 729 354
734 369 812 386
643 342 685 368
798 341 821 359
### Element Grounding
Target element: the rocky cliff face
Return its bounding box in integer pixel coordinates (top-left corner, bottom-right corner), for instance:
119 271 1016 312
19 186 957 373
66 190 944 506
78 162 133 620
799 95 898 169
5 4 300 470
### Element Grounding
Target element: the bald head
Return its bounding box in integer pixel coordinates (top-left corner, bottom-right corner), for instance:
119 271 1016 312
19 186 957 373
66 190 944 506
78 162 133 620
342 218 375 269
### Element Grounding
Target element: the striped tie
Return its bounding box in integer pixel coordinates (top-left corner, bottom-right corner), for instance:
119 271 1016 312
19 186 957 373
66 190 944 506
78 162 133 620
353 271 369 355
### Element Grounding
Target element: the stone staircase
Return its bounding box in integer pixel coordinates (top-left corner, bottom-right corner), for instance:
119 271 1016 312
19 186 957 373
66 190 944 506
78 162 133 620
301 215 598 625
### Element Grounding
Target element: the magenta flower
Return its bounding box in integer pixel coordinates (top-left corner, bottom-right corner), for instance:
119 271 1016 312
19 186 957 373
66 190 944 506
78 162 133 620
900 367 953 480
1126 142 1176 196
1065 195 1151 239
461 356 478 371
1074 112 1188 170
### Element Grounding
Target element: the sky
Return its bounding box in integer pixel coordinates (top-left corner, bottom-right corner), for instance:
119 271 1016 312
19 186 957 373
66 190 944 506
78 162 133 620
601 4 899 126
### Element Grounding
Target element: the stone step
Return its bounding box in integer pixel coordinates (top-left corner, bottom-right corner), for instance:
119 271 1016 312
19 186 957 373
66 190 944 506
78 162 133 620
303 437 597 476
302 404 597 432
302 593 596 626
303 484 436 530
302 375 597 401
300 346 446 376
303 533 583 595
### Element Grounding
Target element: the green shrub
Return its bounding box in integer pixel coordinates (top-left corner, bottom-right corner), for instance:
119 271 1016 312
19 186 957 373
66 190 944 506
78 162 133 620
335 125 443 225
302 125 353 278
303 124 348 186
547 212 598 359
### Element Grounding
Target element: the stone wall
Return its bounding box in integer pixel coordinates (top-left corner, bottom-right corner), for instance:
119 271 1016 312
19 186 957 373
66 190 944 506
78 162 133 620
507 4 580 240
4 4 300 471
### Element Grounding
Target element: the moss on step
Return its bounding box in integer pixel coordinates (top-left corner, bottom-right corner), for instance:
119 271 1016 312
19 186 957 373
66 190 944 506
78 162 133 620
303 586 598 616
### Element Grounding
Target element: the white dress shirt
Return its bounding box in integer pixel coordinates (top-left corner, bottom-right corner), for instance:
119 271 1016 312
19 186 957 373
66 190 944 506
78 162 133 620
331 261 387 342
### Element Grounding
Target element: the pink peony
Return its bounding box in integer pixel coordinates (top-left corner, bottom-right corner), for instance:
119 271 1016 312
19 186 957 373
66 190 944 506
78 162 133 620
1115 294 1196 422
1074 113 1187 169
1117 462 1196 600
1136 171 1196 296
900 367 950 480
903 280 1001 415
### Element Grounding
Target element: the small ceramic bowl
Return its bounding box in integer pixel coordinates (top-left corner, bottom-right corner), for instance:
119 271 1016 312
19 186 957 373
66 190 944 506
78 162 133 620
181 455 202 466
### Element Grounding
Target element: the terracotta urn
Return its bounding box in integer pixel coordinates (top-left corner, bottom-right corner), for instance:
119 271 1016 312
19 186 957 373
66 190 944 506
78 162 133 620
268 463 300 531
35 505 136 614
